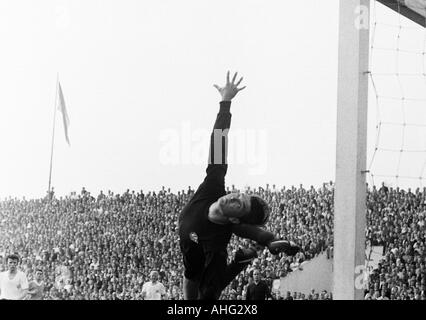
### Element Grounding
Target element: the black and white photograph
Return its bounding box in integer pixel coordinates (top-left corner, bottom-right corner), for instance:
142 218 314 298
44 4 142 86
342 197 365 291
1 0 426 313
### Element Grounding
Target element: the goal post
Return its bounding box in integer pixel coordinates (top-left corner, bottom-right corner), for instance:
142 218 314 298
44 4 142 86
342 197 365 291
333 0 370 301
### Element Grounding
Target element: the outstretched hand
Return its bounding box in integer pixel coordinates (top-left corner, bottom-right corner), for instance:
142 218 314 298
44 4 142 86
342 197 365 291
214 71 246 102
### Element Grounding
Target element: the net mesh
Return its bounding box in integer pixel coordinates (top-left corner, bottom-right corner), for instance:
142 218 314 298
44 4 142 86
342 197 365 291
368 0 426 189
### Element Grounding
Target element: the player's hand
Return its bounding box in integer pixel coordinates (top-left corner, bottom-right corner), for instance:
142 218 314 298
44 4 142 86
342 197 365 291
214 71 246 102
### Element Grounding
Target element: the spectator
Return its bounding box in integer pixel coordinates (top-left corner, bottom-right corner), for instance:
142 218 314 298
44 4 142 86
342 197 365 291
245 269 271 300
27 268 45 300
0 254 29 300
284 291 293 300
141 270 166 300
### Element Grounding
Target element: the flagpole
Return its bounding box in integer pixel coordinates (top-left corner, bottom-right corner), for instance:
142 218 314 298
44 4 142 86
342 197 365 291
48 73 59 199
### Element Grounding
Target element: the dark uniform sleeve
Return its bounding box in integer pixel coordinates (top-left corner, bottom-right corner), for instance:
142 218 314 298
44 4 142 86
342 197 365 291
231 223 275 246
194 101 232 198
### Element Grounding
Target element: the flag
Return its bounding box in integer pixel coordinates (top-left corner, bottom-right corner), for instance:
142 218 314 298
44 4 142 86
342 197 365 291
57 81 70 145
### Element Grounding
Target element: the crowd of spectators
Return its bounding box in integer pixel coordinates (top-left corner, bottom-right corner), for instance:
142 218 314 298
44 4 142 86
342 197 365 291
364 184 426 300
0 182 425 300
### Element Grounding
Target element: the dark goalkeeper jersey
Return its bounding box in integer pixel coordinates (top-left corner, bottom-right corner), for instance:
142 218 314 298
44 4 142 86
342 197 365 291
178 101 233 252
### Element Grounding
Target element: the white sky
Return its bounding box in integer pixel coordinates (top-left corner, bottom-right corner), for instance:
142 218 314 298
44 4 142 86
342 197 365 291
0 0 425 199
